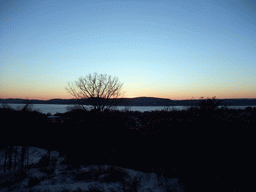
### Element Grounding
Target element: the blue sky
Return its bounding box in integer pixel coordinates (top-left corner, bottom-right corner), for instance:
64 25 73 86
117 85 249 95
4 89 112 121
1 0 255 100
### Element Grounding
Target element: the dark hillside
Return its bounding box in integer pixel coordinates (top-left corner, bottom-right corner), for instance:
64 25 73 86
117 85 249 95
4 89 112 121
1 97 256 106
1 104 256 192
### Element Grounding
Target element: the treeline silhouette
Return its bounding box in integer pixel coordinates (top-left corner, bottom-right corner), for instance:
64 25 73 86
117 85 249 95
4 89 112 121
1 100 256 192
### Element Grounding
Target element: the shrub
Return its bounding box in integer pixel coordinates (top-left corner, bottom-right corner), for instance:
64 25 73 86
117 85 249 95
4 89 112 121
100 166 129 183
39 166 55 175
60 189 71 192
87 188 103 192
73 169 102 182
35 154 50 168
28 176 41 187
0 170 28 188
51 156 58 166
87 184 104 192
196 96 222 111
122 175 142 192
72 187 86 192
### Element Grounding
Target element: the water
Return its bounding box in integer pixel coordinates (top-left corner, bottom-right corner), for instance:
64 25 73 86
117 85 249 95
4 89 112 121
3 104 256 115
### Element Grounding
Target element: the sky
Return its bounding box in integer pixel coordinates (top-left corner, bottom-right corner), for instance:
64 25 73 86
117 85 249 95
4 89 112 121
0 0 255 100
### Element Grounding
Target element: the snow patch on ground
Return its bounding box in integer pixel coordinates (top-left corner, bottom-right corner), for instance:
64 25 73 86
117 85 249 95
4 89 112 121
0 146 186 192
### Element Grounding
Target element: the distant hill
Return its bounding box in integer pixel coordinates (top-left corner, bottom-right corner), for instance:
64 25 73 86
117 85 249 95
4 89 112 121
0 97 256 106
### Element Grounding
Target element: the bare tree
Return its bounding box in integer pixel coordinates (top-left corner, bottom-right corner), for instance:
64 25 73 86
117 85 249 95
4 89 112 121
18 99 34 112
0 99 12 110
20 146 25 172
66 72 124 111
196 96 222 111
2 146 13 172
26 146 29 169
14 146 17 171
7 146 13 171
4 146 7 173
47 145 51 168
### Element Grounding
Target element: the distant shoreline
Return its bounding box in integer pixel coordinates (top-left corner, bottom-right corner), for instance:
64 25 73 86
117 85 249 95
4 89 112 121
1 97 256 106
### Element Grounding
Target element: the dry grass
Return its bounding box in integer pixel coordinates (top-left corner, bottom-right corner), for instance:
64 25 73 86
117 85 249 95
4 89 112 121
99 166 129 183
0 170 28 188
121 175 142 192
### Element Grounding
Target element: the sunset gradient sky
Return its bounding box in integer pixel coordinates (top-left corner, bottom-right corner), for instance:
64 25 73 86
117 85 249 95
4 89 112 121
1 0 255 100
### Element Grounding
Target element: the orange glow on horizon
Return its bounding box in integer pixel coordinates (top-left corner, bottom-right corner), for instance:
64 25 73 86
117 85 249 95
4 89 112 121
1 93 255 101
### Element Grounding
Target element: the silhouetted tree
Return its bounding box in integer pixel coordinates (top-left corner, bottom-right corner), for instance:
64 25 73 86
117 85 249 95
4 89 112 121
21 101 33 112
20 146 25 172
3 146 26 172
4 146 7 173
196 96 222 111
46 145 52 168
26 146 29 169
0 99 12 110
7 146 13 171
66 72 124 111
2 146 13 172
14 146 18 171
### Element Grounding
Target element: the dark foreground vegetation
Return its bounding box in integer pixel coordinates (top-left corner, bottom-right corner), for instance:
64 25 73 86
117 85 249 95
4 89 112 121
1 99 256 192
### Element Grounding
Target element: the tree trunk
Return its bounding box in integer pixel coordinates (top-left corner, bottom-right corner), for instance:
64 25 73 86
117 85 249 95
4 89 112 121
20 146 25 172
47 145 51 168
25 146 29 170
14 146 17 171
8 146 13 171
4 146 7 173
27 146 29 168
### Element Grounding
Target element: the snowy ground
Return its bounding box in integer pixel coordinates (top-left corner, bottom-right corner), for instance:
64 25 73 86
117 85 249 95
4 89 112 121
0 146 186 192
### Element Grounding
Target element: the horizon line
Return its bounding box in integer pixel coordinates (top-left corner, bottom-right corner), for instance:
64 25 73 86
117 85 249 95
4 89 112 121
1 97 256 101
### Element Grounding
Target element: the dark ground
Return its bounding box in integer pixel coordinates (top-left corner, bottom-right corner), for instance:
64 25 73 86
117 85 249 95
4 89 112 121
1 105 256 192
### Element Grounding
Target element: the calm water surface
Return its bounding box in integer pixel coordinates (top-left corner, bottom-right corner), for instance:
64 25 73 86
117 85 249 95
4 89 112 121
4 104 256 115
